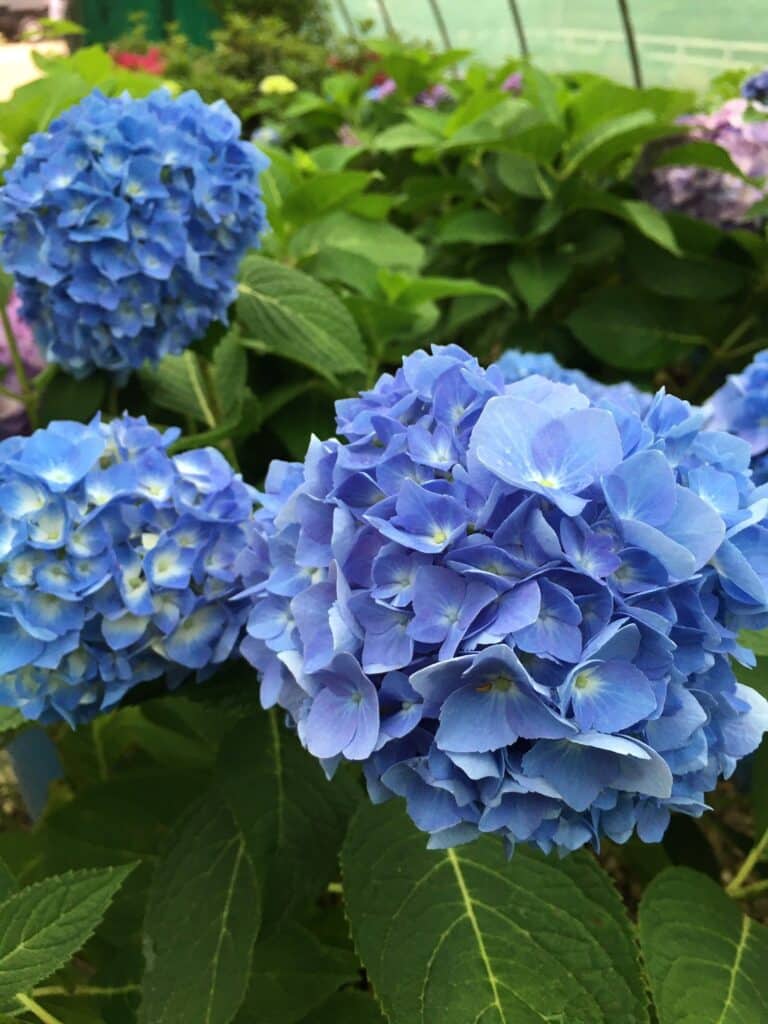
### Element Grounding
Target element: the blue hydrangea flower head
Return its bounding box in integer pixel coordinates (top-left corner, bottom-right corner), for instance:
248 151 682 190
496 347 650 414
707 350 768 484
0 413 254 724
239 344 768 856
0 88 269 378
742 69 768 103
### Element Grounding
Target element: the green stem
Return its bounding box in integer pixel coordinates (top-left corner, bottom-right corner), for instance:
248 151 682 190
15 993 64 1024
726 825 768 898
0 302 39 427
727 878 768 901
685 315 757 402
0 382 24 402
184 351 217 429
32 984 139 998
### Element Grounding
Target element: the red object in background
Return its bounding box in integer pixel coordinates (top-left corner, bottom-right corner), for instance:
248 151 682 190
112 47 167 76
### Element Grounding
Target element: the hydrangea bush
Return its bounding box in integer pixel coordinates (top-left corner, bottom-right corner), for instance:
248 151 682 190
239 345 768 855
645 98 768 228
0 413 253 724
0 89 268 378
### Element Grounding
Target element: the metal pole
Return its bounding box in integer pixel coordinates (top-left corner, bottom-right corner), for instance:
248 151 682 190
506 0 530 59
426 0 453 51
375 0 398 38
335 0 358 38
616 0 644 88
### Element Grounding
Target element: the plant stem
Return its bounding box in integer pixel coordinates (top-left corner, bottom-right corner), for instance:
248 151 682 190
32 984 139 998
726 825 768 898
685 315 757 402
0 302 39 427
728 878 768 901
16 993 64 1024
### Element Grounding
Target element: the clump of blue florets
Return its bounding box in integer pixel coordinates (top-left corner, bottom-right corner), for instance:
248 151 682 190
496 348 651 414
0 413 254 724
742 69 768 104
0 89 268 378
238 344 768 856
707 350 768 485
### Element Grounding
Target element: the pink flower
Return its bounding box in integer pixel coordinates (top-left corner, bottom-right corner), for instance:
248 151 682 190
0 293 44 438
501 72 523 94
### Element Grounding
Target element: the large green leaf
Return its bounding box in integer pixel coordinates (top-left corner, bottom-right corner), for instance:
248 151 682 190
0 864 134 1008
435 209 518 245
562 109 666 177
639 867 768 1023
374 122 442 152
217 712 360 931
281 172 373 222
300 990 386 1024
652 140 750 179
342 801 649 1024
237 254 366 381
139 793 260 1024
289 212 425 272
567 286 703 370
509 253 572 313
233 924 359 1024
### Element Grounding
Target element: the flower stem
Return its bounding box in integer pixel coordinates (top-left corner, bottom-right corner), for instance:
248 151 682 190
685 315 758 402
0 301 39 427
15 993 64 1024
726 825 768 898
32 983 139 998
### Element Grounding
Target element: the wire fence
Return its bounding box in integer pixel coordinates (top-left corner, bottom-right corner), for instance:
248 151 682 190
334 0 768 90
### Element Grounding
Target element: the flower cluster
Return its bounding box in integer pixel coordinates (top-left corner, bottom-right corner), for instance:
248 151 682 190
0 413 254 725
239 345 768 855
645 99 768 229
0 292 44 439
0 89 268 378
496 347 650 414
112 47 167 75
742 69 768 104
707 350 768 485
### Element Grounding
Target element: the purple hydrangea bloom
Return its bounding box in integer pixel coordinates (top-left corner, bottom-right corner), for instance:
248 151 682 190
416 84 451 108
0 292 44 438
0 413 254 725
496 347 651 414
646 99 768 229
365 77 397 102
706 350 768 484
0 89 268 378
239 345 768 856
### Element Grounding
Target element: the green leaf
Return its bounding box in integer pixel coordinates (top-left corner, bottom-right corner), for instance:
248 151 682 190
509 253 572 313
139 793 260 1024
233 924 359 1024
0 864 134 1007
377 271 511 307
567 286 703 370
291 212 425 271
569 190 680 254
38 373 107 426
435 209 518 245
237 254 366 381
653 140 750 179
301 247 381 296
0 709 22 736
212 330 248 422
281 172 373 222
299 990 386 1024
0 859 16 905
639 867 768 1023
374 122 442 152
496 151 549 198
140 352 210 423
739 629 768 658
341 800 649 1024
626 237 747 300
217 712 360 931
